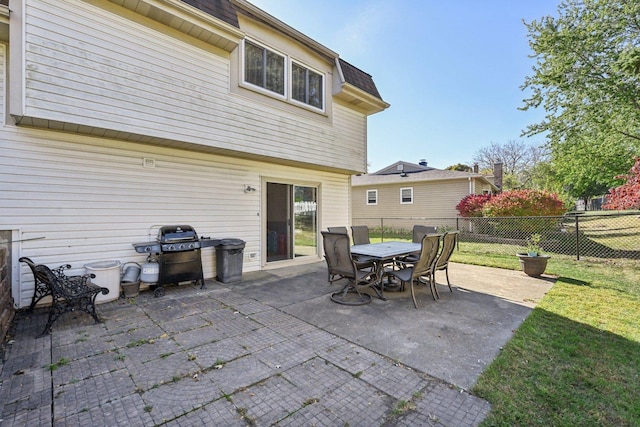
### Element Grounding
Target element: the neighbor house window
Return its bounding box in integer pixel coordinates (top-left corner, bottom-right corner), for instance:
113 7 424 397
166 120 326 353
244 40 285 95
367 189 378 205
291 62 323 109
400 187 413 204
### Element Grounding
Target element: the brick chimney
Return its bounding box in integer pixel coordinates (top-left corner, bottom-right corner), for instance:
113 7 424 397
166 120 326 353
493 162 503 191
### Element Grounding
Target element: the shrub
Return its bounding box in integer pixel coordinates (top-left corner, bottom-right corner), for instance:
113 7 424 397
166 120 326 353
456 193 493 217
604 157 640 210
482 189 566 217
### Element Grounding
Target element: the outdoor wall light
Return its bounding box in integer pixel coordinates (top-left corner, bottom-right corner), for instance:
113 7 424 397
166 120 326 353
244 185 257 193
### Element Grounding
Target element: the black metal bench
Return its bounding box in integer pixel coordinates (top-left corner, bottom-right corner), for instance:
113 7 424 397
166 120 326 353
20 257 109 336
20 257 75 312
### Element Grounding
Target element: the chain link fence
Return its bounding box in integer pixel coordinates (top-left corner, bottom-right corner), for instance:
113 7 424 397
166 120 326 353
353 212 640 261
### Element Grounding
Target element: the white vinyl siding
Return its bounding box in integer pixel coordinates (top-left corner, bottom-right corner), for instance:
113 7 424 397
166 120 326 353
2 127 349 308
15 0 366 173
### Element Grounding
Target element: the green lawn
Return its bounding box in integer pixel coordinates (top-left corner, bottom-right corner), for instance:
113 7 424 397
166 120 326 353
450 250 640 426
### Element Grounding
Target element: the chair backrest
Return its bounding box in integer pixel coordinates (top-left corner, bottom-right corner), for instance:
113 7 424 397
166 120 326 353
435 231 459 269
412 234 442 278
351 225 370 245
33 263 62 295
328 226 349 234
321 231 356 279
19 257 47 286
412 225 438 243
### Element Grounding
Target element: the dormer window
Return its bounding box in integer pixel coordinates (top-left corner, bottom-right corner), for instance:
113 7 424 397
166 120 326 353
292 62 323 109
244 40 285 96
242 39 324 112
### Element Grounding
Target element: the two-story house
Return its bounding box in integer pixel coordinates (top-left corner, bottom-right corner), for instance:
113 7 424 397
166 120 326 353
0 0 388 309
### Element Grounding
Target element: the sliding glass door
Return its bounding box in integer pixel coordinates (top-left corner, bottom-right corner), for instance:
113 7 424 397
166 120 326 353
266 182 317 262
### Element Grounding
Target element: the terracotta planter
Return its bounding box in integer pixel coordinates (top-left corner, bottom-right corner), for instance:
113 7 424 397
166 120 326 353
516 253 550 277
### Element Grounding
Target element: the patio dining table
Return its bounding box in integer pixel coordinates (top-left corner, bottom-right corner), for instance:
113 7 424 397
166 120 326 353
351 241 422 299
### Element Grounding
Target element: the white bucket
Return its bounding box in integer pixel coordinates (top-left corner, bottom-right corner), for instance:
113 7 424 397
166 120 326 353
84 260 122 304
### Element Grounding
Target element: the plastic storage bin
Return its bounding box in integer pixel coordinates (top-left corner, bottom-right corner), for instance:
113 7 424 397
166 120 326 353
215 239 246 283
84 260 122 303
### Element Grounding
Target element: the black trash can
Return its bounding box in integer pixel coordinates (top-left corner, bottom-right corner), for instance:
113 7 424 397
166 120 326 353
215 238 246 283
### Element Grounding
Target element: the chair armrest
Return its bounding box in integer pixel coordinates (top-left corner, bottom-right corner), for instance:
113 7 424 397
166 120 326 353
51 264 72 277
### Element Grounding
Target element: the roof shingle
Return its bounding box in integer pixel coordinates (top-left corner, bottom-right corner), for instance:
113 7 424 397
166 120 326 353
338 59 382 100
180 0 239 27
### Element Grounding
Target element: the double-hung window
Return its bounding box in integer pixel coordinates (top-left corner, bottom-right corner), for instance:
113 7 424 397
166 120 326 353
400 187 413 204
244 40 285 95
366 189 378 205
291 62 323 109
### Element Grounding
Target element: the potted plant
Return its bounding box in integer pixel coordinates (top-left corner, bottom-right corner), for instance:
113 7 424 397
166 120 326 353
526 233 542 256
516 234 550 277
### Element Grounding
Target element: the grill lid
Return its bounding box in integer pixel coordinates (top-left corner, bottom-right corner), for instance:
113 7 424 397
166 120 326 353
158 225 198 243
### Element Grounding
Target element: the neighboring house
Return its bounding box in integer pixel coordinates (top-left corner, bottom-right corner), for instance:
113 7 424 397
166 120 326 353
0 0 388 309
351 160 499 229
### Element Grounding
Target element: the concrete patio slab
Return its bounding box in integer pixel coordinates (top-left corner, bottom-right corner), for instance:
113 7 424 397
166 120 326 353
0 261 554 426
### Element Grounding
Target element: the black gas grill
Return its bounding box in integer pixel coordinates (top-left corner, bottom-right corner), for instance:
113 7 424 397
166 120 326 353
133 225 219 297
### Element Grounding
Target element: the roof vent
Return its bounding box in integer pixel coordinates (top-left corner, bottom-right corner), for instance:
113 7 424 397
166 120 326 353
419 159 428 167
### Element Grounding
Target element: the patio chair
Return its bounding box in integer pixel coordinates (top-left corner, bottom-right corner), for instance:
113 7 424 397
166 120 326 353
350 225 371 245
321 231 377 305
327 226 349 234
401 225 440 265
431 230 460 298
385 234 442 308
20 256 79 312
31 263 109 336
413 225 438 243
328 226 377 274
325 227 351 283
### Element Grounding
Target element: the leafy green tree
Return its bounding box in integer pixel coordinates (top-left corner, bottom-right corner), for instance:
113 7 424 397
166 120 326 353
521 0 640 201
445 163 472 172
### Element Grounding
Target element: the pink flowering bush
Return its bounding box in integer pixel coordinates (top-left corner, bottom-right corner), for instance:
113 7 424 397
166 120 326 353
604 157 640 210
456 189 567 237
482 189 566 217
455 194 492 217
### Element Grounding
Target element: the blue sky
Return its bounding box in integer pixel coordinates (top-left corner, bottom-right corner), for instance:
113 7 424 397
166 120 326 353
250 0 560 172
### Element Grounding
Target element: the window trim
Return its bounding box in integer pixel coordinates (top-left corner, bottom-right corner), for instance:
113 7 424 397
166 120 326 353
241 39 287 100
366 189 378 205
290 59 325 112
400 187 413 204
241 39 326 113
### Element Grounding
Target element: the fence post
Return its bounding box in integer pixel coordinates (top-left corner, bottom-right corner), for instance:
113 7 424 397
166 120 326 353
381 218 385 242
575 214 580 260
455 217 460 251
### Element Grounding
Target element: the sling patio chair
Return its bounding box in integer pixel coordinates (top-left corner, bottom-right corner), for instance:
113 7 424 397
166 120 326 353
400 225 440 265
431 230 460 298
321 231 377 305
385 234 442 308
350 225 371 245
326 227 376 280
